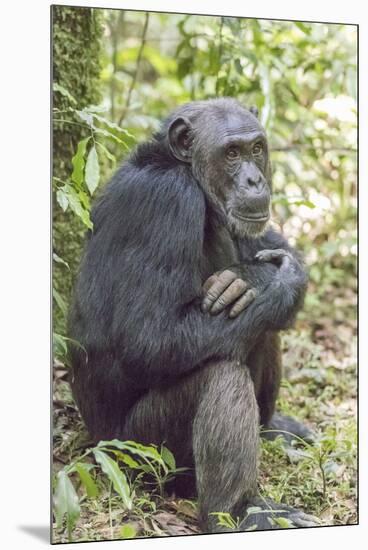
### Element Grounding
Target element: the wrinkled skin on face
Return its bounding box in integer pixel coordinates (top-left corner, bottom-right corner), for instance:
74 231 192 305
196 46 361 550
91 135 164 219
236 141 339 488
168 99 272 239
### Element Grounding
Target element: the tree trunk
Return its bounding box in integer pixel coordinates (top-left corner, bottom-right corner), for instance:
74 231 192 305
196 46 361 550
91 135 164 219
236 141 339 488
52 6 103 333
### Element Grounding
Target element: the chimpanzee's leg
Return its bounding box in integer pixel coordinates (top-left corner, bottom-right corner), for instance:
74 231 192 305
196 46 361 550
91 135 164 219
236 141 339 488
121 360 259 530
192 362 259 531
248 332 315 444
121 359 317 532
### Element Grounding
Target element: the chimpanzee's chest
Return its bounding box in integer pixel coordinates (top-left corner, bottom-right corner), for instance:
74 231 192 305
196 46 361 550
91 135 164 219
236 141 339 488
202 224 241 279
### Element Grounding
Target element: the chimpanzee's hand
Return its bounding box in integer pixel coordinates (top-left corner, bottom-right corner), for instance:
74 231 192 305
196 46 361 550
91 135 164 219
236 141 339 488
201 270 257 318
255 249 295 273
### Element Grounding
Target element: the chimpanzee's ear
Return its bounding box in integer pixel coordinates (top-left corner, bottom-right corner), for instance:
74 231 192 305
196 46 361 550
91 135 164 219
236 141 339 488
249 105 259 118
168 117 193 163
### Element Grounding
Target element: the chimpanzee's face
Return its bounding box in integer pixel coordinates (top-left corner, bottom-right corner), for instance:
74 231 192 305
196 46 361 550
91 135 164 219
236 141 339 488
168 101 272 238
196 109 271 238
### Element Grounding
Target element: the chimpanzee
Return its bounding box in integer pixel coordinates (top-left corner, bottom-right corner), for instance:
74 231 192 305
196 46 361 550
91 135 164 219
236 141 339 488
68 98 318 533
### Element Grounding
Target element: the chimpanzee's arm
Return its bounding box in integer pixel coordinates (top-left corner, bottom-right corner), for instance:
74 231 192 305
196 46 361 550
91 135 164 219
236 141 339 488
201 228 307 324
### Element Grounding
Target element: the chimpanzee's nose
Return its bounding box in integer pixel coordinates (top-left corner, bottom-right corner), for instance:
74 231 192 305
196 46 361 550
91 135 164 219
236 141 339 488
247 175 264 193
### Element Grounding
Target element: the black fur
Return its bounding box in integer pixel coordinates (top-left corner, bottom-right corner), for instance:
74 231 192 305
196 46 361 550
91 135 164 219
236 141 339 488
69 98 315 533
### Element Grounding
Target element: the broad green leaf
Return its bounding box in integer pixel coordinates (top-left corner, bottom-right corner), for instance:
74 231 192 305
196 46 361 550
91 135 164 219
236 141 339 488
99 439 165 466
53 470 80 540
120 524 137 539
53 83 77 105
161 446 176 470
93 128 129 149
91 113 135 139
56 188 69 212
74 462 99 498
113 451 140 469
93 449 132 510
122 441 164 461
85 146 100 195
71 137 90 186
77 190 91 210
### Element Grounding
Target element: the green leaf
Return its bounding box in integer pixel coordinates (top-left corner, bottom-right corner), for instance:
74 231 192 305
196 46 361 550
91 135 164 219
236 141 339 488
56 188 69 212
83 104 108 113
100 440 165 466
53 332 68 358
93 449 132 509
53 470 80 540
91 113 135 139
77 190 91 211
85 146 100 195
74 462 99 498
71 137 90 186
210 511 238 530
64 185 93 229
113 451 140 469
93 128 130 149
53 83 77 105
76 110 94 127
96 142 116 166
245 523 258 531
53 253 70 270
53 288 67 317
120 524 137 539
273 516 294 528
295 22 311 34
161 446 176 470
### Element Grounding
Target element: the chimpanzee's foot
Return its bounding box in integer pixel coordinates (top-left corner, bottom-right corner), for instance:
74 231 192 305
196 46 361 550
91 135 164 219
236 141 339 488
262 412 315 445
240 497 320 531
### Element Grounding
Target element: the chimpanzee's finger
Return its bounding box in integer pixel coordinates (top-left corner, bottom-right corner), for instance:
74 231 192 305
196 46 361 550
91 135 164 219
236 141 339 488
201 270 237 312
210 279 249 315
228 288 257 318
202 274 219 294
255 249 291 264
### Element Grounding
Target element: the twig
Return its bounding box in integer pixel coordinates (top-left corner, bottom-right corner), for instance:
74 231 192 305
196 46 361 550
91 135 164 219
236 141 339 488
109 11 125 121
118 12 150 126
215 17 224 97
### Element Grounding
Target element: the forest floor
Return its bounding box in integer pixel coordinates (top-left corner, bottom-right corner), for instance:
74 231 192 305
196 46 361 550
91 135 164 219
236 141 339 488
52 280 357 543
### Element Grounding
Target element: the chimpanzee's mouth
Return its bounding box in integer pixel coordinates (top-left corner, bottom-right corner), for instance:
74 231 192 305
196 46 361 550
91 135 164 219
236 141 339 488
233 211 270 223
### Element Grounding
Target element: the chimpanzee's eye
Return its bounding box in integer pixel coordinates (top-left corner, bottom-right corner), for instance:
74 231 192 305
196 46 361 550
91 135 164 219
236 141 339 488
252 142 263 155
226 146 240 160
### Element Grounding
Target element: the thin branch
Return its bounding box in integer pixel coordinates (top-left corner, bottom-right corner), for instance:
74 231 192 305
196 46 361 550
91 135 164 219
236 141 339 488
215 17 224 97
118 12 150 127
109 11 125 121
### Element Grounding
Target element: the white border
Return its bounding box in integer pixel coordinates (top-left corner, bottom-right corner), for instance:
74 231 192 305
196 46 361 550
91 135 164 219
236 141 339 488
1 1 366 549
